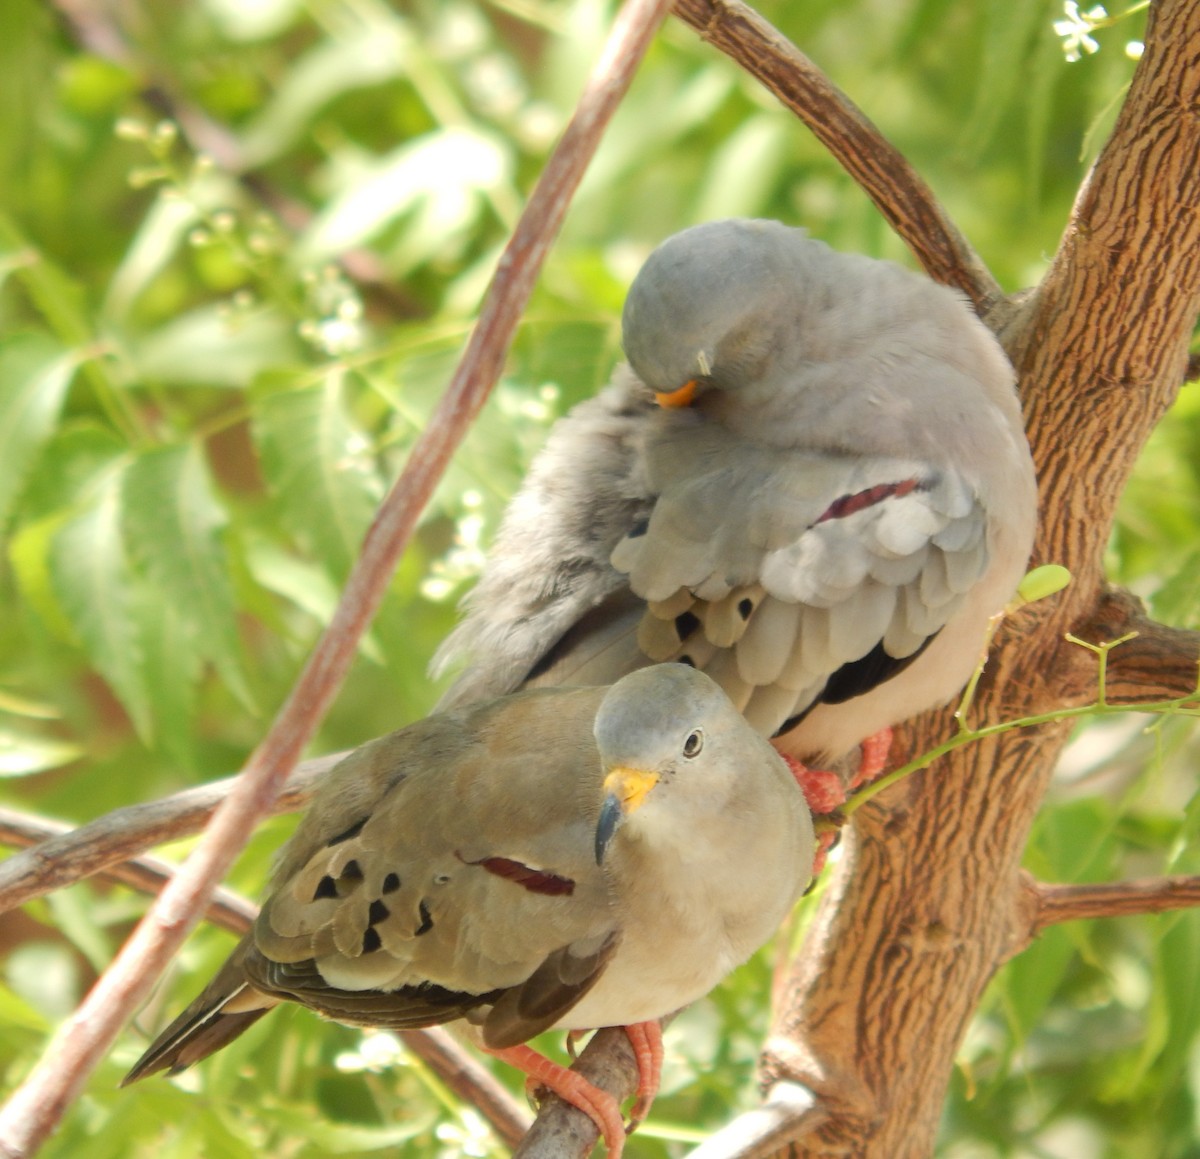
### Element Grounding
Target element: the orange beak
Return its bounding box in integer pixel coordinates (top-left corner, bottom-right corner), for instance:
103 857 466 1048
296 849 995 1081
654 379 699 408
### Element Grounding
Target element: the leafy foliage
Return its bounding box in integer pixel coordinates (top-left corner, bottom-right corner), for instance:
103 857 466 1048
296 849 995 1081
4 0 1198 1156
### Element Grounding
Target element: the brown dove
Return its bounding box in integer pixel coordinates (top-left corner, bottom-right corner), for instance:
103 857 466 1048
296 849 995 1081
123 663 814 1156
434 218 1037 788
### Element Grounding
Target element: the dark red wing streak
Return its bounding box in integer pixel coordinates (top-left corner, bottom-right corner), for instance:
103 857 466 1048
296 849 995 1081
457 852 576 896
814 477 920 524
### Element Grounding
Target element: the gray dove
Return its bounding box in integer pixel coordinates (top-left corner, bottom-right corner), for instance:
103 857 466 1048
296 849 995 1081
435 218 1038 781
124 664 814 1156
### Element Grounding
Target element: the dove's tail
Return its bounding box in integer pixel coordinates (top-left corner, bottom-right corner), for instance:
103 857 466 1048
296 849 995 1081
122 939 276 1085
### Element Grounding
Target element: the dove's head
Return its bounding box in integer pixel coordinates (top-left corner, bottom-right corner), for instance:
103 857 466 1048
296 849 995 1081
621 219 824 412
591 663 802 864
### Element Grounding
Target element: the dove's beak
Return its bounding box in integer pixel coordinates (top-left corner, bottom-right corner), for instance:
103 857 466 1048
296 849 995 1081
654 379 698 408
595 766 660 864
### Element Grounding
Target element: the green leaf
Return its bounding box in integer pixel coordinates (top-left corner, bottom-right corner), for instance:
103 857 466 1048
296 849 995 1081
251 1102 433 1152
237 18 414 167
15 421 128 522
297 126 512 269
7 511 76 642
0 332 78 530
127 562 204 771
4 942 81 1023
0 728 83 776
50 464 152 739
130 304 298 389
0 212 93 349
1151 911 1200 1088
1015 563 1072 606
253 368 384 582
961 0 1048 156
6 424 127 643
693 114 790 222
121 443 254 712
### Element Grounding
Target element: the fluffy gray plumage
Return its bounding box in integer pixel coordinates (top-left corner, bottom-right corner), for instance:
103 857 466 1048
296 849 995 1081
435 218 1038 763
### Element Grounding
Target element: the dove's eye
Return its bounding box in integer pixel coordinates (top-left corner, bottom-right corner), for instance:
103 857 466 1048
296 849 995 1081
682 729 704 758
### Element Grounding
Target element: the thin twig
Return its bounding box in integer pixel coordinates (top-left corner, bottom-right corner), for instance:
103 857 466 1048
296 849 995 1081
0 756 339 918
670 0 1002 311
399 1028 534 1151
0 0 671 1152
1033 873 1200 932
0 808 256 936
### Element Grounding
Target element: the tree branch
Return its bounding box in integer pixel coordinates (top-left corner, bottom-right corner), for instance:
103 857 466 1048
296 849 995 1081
398 1028 534 1151
0 755 338 918
685 1082 826 1159
670 0 1002 310
1025 871 1200 936
766 3 1200 1152
0 808 257 936
512 1027 640 1159
0 1 673 1152
1067 588 1200 705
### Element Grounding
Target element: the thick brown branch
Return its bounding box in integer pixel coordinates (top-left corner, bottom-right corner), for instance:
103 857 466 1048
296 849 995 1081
1025 871 1200 937
1011 0 1200 608
670 0 1001 309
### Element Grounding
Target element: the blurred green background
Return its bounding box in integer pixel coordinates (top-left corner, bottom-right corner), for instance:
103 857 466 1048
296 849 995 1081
4 0 1199 1156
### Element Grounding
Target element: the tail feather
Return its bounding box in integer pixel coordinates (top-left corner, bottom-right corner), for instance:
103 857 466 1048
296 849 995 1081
122 938 276 1085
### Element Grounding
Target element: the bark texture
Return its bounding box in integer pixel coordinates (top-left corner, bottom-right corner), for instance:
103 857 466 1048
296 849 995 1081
760 2 1200 1153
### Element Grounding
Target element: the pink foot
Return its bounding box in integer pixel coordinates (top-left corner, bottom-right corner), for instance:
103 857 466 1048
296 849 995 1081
853 727 893 789
782 756 846 815
625 1020 664 1127
488 1042 627 1156
488 1021 666 1155
809 829 838 879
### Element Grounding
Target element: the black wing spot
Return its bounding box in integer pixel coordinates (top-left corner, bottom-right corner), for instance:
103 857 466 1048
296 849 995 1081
341 860 364 883
327 818 367 846
774 637 940 739
361 927 383 954
820 634 938 706
674 610 701 640
415 901 434 936
737 598 753 620
368 899 390 926
313 875 339 901
382 872 401 893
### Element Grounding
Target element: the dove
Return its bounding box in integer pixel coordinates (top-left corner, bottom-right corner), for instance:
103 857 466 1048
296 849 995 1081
123 664 814 1157
434 218 1038 787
